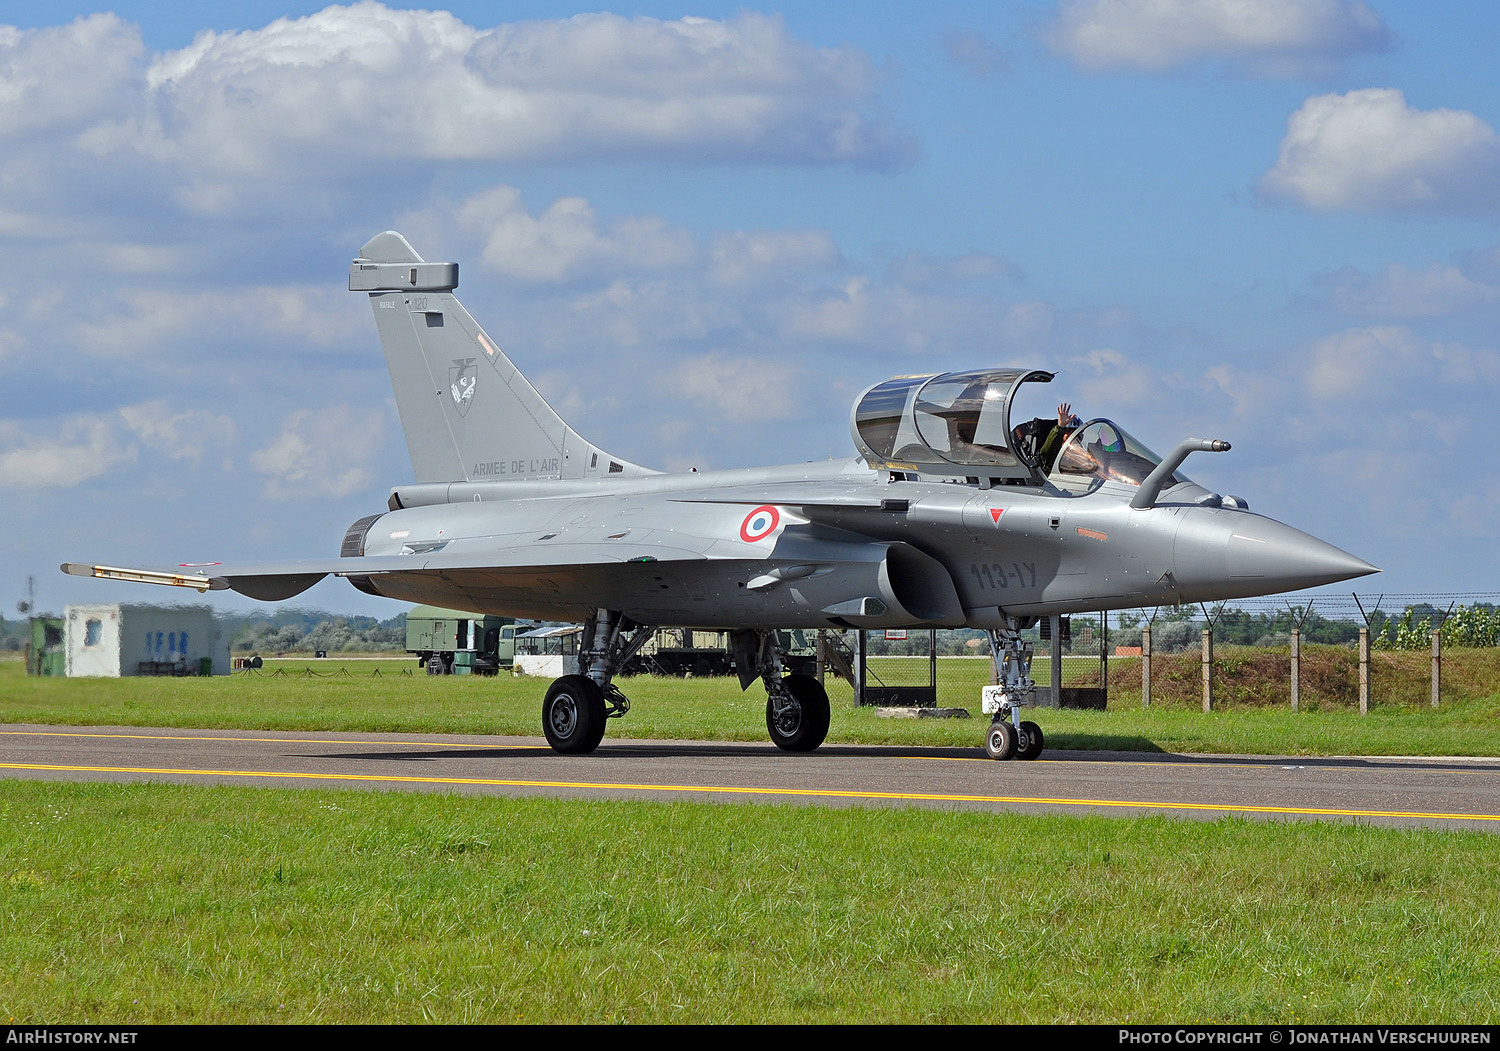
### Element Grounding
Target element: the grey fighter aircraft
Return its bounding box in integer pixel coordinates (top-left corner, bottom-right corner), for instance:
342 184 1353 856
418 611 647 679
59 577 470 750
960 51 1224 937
64 231 1377 760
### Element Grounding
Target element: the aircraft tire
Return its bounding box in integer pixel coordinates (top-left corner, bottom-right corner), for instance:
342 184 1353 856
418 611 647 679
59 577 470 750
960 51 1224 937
542 675 607 754
767 673 831 753
1016 721 1044 760
984 719 1017 761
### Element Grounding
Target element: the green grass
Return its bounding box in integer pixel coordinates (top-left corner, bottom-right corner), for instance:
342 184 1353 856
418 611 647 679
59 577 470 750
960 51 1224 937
5 655 1500 756
2 780 1497 1023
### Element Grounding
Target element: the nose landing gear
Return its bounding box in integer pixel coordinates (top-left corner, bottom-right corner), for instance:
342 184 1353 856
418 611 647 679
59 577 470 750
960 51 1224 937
981 622 1045 761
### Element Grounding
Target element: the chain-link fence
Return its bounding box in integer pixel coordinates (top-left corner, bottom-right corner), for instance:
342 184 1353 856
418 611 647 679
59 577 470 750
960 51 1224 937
1101 593 1500 712
822 594 1500 712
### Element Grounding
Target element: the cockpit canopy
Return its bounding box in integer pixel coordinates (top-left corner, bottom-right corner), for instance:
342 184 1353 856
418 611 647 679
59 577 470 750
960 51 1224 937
1048 418 1180 493
851 368 1054 481
850 368 1188 494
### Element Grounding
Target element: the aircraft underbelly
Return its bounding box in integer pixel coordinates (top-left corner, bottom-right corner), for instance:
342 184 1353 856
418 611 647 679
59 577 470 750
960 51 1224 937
358 540 965 629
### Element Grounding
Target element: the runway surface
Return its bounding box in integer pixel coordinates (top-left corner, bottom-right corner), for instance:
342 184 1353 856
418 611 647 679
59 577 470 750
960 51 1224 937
3 724 1500 831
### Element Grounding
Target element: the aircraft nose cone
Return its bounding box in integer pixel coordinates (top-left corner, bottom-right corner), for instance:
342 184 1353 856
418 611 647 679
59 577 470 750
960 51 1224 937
1224 516 1379 591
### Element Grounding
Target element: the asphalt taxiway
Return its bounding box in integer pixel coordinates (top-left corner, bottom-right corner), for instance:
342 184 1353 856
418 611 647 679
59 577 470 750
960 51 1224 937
3 724 1499 831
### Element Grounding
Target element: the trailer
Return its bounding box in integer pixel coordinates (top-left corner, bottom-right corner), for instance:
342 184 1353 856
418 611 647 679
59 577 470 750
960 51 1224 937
626 628 823 677
405 605 516 675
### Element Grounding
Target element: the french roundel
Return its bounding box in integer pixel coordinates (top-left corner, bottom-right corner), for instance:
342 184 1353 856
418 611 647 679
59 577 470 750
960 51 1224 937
739 505 781 543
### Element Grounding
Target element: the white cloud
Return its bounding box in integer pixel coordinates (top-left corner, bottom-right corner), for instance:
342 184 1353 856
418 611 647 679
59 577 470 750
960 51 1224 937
0 400 234 490
1430 340 1500 387
1303 325 1500 398
1046 0 1388 75
71 4 909 177
671 352 801 423
784 276 874 343
407 187 846 289
1305 325 1424 397
118 401 237 463
709 230 841 285
885 250 1013 289
0 15 143 138
0 415 134 490
249 405 388 500
1316 262 1500 318
451 187 696 283
1065 347 1156 407
69 285 362 362
1259 89 1500 212
1204 362 1280 418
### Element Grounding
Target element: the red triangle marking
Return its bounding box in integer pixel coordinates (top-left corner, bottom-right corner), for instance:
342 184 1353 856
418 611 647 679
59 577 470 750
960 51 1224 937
989 508 1004 524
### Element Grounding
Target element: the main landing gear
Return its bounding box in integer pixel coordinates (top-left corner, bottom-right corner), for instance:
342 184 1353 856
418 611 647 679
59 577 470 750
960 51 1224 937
540 609 653 754
538 614 832 756
730 629 831 753
981 621 1045 762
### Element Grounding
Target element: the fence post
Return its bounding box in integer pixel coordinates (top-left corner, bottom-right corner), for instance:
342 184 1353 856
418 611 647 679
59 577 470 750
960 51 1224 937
1201 627 1213 713
1100 610 1109 693
1050 615 1063 709
1141 624 1152 708
1290 627 1301 712
1358 627 1370 715
929 628 937 699
1431 630 1441 709
855 629 867 707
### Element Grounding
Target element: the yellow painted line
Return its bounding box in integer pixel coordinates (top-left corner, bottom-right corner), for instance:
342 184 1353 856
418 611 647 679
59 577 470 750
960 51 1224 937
6 729 1500 776
3 761 1498 823
909 753 1500 774
0 730 532 750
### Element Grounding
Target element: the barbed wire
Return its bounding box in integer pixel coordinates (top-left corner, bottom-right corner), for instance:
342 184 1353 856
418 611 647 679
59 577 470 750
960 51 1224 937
1112 593 1500 623
234 665 415 678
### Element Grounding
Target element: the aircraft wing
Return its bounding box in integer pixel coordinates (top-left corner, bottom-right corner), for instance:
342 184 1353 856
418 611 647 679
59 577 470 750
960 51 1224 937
62 540 711 603
666 482 897 512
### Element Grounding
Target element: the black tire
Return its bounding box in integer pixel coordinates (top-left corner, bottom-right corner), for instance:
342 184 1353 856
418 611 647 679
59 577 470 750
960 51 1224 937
984 719 1017 761
542 675 607 754
427 655 448 676
1016 720 1045 760
766 673 831 753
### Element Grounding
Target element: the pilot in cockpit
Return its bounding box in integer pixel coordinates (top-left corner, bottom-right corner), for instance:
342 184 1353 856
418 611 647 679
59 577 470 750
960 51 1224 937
1022 402 1082 473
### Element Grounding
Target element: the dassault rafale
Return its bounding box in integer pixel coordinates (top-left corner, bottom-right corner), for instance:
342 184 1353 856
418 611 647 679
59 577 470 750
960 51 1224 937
65 232 1378 760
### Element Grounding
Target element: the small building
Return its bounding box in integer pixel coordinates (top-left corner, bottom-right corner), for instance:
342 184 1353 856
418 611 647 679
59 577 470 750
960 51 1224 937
514 624 582 678
65 604 230 677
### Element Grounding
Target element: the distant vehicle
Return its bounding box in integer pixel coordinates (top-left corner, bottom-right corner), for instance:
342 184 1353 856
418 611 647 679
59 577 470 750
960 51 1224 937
66 231 1377 761
627 628 825 678
630 628 733 678
25 617 65 677
405 605 516 675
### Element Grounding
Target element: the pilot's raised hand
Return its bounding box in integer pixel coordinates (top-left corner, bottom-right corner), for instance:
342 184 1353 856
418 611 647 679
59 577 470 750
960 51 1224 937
1056 402 1074 427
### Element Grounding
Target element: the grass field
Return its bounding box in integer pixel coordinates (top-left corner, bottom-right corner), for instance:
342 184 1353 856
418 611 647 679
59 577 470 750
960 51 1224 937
5 655 1500 757
5 655 1500 1022
3 780 1498 1023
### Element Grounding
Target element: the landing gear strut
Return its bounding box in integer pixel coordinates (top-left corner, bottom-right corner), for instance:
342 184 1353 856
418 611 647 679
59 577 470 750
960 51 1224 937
732 629 831 752
540 608 655 755
981 621 1045 761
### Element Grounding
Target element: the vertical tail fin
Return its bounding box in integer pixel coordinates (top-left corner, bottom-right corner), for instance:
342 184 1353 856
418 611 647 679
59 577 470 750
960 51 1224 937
350 231 655 484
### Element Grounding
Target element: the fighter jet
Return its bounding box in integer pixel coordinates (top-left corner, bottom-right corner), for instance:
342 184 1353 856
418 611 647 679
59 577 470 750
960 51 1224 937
64 231 1377 760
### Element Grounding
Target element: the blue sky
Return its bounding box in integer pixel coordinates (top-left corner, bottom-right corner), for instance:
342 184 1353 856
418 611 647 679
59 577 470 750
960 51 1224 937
4 1 1498 618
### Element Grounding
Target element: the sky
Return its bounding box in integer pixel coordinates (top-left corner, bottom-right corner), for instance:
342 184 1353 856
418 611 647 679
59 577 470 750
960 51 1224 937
4 0 1499 620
